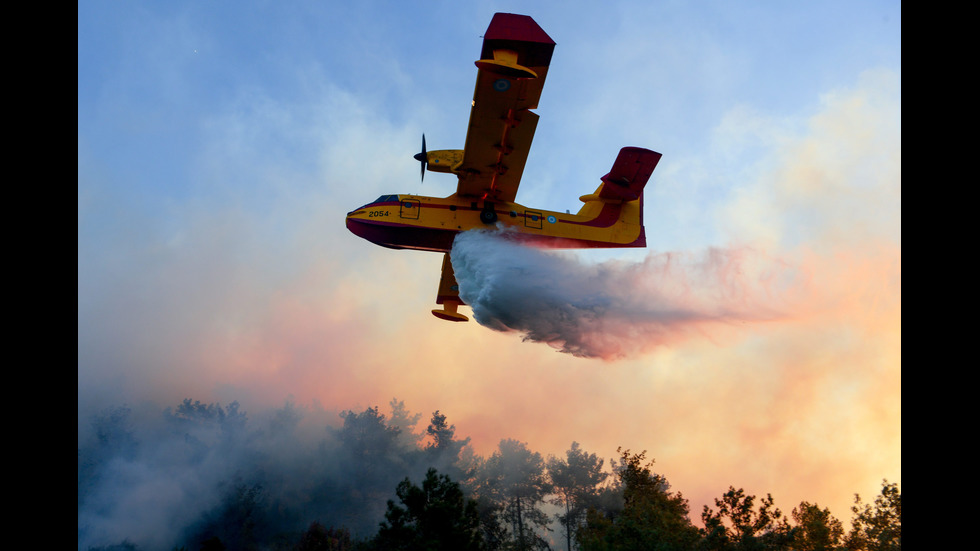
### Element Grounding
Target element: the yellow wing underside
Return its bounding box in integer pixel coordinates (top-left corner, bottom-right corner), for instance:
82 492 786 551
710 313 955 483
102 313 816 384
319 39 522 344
431 14 559 322
454 16 555 203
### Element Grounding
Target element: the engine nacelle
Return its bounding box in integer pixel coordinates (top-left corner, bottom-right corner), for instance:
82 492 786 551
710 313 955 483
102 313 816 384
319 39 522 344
424 149 464 174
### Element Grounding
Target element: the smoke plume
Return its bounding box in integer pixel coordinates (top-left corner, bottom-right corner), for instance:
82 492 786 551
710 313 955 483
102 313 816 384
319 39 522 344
451 229 800 359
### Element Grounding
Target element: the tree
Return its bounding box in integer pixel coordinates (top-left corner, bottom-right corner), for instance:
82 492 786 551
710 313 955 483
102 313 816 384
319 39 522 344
84 541 140 551
388 398 423 448
426 411 470 458
791 502 843 551
268 396 303 437
477 439 553 550
424 410 472 480
700 487 793 551
329 405 415 534
79 405 139 508
845 480 900 551
163 399 248 454
337 406 402 459
92 405 138 458
295 522 353 551
335 405 408 488
372 468 485 550
547 442 608 551
168 399 247 434
200 537 226 551
578 449 699 551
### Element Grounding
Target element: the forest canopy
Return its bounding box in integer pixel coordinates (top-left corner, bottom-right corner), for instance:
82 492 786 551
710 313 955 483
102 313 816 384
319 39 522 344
78 398 900 551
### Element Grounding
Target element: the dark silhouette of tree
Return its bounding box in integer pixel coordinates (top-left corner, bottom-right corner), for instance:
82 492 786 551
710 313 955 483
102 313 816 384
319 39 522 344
335 405 410 492
199 536 225 550
476 439 552 550
163 399 248 457
578 449 699 551
84 540 139 551
337 406 403 462
184 481 268 551
845 480 900 551
78 397 901 551
548 442 608 551
371 468 485 550
700 486 793 551
268 396 303 437
79 405 139 509
426 411 470 459
92 405 138 458
423 410 472 484
791 501 844 551
320 405 417 536
295 521 353 551
388 398 424 448
168 399 247 434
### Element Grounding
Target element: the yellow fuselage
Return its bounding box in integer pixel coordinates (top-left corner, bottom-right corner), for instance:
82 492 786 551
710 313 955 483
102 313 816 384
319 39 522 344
345 192 645 252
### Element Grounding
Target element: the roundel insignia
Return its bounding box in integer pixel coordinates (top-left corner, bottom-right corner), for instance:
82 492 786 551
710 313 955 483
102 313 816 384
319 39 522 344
547 215 557 224
493 79 511 92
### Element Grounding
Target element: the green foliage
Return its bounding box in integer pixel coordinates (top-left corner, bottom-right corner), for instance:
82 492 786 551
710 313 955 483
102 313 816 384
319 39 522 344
338 406 402 459
578 449 700 551
548 442 609 551
478 439 553 550
426 411 471 458
699 487 793 551
169 399 248 434
86 540 139 551
845 480 900 551
199 536 225 551
190 482 267 551
371 468 485 550
791 502 844 551
334 405 411 506
93 405 138 457
389 398 424 447
79 405 139 508
79 398 899 551
295 522 353 551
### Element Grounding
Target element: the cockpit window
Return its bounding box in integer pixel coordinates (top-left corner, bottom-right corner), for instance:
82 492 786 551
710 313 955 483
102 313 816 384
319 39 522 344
355 195 400 211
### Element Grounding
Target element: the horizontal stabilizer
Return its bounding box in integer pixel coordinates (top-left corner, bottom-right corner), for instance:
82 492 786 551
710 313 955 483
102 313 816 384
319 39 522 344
597 147 662 202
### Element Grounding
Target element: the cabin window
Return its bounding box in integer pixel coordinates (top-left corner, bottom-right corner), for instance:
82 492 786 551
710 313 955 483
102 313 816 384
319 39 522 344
400 198 421 220
524 210 543 229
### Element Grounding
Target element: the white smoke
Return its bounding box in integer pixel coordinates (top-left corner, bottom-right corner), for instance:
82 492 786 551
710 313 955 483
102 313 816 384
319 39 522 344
450 229 799 359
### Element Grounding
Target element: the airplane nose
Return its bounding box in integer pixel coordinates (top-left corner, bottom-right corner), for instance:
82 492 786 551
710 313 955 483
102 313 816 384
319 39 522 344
346 216 368 237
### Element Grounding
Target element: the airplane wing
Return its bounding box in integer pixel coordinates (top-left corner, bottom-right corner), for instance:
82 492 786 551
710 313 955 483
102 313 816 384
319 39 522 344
454 13 556 203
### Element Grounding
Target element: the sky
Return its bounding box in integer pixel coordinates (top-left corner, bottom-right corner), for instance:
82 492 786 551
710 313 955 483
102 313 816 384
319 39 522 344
78 0 901 534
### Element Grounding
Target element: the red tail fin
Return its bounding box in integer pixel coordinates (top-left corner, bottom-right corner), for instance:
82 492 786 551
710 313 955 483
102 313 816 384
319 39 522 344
597 147 662 202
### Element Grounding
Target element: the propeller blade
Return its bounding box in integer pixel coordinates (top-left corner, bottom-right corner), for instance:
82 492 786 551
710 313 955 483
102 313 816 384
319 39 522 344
413 134 427 182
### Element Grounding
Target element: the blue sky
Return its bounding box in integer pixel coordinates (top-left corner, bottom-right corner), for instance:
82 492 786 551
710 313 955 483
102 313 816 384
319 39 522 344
79 0 901 534
78 1 899 217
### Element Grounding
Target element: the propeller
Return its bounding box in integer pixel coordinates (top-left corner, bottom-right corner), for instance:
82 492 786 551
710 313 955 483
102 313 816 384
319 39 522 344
413 134 427 182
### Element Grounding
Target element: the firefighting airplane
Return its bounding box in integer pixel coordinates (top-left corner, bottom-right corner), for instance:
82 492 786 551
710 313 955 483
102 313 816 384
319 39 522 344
346 13 662 322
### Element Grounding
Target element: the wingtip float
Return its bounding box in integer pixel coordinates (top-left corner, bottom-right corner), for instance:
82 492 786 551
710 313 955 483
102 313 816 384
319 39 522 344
345 13 662 322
